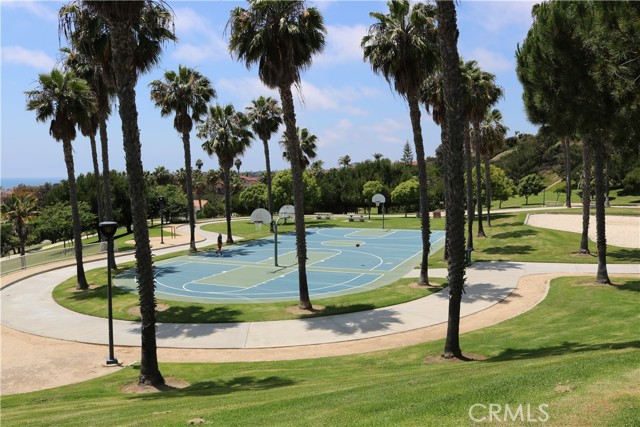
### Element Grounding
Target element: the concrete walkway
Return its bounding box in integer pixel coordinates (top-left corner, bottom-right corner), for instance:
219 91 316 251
2 231 638 349
2 218 639 350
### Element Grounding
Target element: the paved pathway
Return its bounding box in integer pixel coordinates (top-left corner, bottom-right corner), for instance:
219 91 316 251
2 231 637 348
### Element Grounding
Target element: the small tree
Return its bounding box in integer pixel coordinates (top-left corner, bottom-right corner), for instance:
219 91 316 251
391 178 420 217
517 174 545 205
401 141 414 166
362 180 385 217
239 183 267 213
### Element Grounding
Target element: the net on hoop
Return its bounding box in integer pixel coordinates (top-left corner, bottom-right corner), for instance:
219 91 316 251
254 221 263 231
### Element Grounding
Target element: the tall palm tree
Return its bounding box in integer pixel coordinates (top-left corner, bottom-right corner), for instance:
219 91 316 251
2 194 38 256
60 1 174 269
478 108 507 227
362 0 439 286
281 127 318 170
83 0 175 387
228 0 326 310
246 96 282 216
234 158 242 175
198 104 253 244
59 3 116 253
25 69 96 290
61 48 105 231
435 0 467 360
460 60 502 242
149 65 216 252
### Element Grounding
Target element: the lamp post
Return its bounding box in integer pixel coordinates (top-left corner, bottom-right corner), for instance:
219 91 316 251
158 196 165 244
99 221 119 366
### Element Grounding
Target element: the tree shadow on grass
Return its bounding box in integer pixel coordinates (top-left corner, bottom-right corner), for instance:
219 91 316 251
611 280 640 293
608 248 640 263
156 305 242 324
483 245 533 255
128 375 296 399
490 229 539 239
485 340 640 362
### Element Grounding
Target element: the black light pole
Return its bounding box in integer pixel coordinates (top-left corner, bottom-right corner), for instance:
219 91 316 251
99 221 119 366
158 196 165 244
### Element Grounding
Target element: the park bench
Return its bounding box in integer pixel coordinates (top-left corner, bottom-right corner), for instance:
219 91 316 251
315 212 332 220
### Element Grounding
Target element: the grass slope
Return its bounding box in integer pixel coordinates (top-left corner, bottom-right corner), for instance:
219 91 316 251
3 277 639 426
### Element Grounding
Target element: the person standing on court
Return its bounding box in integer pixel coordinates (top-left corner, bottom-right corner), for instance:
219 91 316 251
216 233 223 256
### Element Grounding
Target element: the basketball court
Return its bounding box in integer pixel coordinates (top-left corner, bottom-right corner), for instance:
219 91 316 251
115 227 446 303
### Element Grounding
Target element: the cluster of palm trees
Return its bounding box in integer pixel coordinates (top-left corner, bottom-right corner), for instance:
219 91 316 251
23 0 476 386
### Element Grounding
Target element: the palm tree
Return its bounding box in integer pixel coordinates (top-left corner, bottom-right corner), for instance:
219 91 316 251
59 3 116 254
478 108 507 227
61 48 104 231
228 0 326 310
373 153 383 162
195 158 204 171
83 0 175 387
149 65 216 252
362 0 439 286
338 154 351 169
246 96 282 217
2 194 38 256
435 0 467 360
234 158 242 175
281 127 318 170
460 60 502 242
25 68 96 290
198 104 253 244
60 1 174 269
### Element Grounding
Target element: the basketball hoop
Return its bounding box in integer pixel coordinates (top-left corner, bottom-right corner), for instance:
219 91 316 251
250 208 272 233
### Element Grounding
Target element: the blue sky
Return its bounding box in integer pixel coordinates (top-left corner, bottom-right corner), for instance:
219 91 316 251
1 0 538 181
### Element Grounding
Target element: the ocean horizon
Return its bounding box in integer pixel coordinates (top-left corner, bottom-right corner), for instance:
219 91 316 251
1 177 65 189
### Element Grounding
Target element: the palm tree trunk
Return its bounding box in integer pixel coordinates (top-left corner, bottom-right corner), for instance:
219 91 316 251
604 155 611 208
464 126 474 251
263 137 273 217
110 20 163 387
563 137 572 208
437 0 467 359
182 132 197 252
99 114 117 270
280 84 311 310
408 89 430 286
484 155 492 227
89 133 104 225
441 118 450 261
223 165 234 244
473 124 485 237
63 138 89 290
579 143 592 254
592 141 610 284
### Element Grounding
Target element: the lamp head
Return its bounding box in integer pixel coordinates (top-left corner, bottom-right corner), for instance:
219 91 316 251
99 221 118 239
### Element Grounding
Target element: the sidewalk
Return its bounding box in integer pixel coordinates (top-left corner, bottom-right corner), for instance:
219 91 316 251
2 258 638 350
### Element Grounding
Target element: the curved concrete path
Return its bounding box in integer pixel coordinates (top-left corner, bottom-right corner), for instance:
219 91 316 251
2 218 638 349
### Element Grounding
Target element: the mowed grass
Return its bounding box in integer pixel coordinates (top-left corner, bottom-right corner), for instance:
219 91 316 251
53 268 445 323
4 276 639 426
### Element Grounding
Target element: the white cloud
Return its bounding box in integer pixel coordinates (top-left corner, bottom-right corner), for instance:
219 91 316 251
216 77 278 106
170 7 228 63
470 48 513 73
318 119 352 147
465 1 536 33
315 24 368 66
1 1 57 21
2 46 55 70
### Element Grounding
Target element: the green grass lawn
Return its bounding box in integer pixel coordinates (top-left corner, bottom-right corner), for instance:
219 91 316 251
493 187 640 209
4 276 639 426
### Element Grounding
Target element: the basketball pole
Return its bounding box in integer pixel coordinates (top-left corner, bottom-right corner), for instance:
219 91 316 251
273 216 287 266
